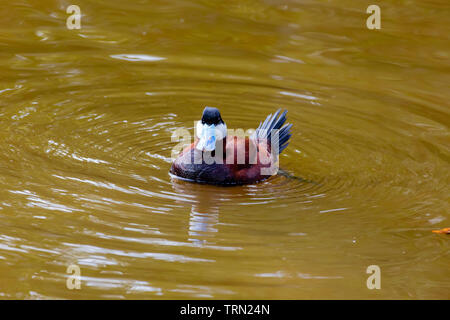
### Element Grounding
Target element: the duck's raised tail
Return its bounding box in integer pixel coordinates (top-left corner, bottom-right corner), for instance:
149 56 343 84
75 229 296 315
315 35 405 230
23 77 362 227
253 109 292 154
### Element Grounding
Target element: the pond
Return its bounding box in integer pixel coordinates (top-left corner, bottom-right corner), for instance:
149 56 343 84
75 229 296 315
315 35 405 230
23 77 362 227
0 0 448 299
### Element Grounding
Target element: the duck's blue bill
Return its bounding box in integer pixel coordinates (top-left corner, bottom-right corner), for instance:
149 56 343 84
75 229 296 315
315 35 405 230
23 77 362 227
198 124 216 151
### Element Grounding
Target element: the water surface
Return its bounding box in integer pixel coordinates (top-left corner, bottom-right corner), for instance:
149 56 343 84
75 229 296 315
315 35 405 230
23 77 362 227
0 0 449 299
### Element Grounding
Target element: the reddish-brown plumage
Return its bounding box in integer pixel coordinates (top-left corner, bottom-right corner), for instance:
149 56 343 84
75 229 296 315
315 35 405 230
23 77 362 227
170 108 291 185
170 136 277 185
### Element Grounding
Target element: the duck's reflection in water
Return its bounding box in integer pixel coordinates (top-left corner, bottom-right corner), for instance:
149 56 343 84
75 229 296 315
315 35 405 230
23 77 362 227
170 178 235 246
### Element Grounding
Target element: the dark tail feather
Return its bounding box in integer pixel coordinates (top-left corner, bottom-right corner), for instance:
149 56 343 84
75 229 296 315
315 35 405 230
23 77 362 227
253 109 292 154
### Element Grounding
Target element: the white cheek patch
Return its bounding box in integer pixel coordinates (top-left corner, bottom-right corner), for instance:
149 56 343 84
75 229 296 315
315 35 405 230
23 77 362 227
215 123 227 140
195 122 227 152
196 121 203 139
196 122 227 140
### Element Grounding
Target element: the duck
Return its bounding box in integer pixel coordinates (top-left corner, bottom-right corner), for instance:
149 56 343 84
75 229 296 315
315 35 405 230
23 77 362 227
170 107 292 185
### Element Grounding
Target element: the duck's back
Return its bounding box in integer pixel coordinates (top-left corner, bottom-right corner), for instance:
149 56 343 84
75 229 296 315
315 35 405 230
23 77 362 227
170 138 275 185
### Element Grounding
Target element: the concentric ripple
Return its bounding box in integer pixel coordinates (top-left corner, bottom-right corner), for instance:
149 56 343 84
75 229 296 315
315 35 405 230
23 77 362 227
0 0 448 299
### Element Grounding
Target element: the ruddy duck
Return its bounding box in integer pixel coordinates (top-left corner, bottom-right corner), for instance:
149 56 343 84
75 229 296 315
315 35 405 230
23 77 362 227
170 107 292 185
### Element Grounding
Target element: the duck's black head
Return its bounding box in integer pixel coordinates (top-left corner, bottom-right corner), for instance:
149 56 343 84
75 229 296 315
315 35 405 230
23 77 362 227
201 107 224 125
196 106 227 152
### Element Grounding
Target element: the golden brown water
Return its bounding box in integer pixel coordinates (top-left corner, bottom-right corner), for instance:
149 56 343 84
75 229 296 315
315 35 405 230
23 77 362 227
0 0 449 299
